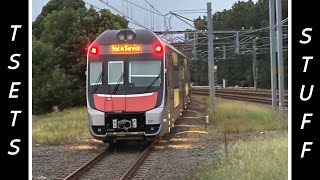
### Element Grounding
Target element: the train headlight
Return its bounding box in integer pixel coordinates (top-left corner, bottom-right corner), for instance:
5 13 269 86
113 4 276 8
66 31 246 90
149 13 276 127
118 34 125 41
153 44 163 55
154 45 162 52
127 33 135 40
89 45 100 56
91 47 97 54
132 118 137 128
117 29 136 41
112 119 118 129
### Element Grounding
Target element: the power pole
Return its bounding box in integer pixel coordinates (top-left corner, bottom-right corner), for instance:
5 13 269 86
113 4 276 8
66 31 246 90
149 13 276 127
252 37 258 91
276 0 284 112
223 45 226 60
269 0 277 111
207 2 215 111
235 32 239 54
193 31 198 60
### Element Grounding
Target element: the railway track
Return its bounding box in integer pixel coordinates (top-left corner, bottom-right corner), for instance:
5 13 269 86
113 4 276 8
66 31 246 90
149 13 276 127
63 141 157 180
191 88 288 106
63 147 109 179
62 89 284 179
119 141 158 180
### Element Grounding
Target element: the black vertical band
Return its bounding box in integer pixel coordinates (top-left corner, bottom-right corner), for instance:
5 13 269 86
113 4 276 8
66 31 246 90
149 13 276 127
1 1 29 179
292 1 319 179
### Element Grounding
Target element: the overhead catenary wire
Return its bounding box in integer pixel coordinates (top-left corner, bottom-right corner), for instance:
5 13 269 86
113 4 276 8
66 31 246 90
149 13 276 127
93 1 287 63
84 1 102 10
118 0 170 30
98 0 150 30
144 0 166 17
121 0 167 30
170 12 196 29
144 0 170 30
171 11 207 14
121 0 163 16
170 9 207 12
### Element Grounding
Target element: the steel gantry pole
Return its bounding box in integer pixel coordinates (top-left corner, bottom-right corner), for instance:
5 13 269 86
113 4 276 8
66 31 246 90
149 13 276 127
235 32 240 54
207 2 215 111
253 37 258 91
193 31 198 61
276 0 284 112
269 0 278 111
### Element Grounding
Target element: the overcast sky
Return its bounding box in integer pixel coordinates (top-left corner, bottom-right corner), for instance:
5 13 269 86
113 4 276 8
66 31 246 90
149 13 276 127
32 0 257 30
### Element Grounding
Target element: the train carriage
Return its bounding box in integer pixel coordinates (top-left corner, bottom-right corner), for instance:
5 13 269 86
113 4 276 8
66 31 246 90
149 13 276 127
86 29 191 143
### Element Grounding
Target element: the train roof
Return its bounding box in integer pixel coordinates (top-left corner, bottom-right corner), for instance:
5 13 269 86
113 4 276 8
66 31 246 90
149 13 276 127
163 40 189 59
94 29 189 60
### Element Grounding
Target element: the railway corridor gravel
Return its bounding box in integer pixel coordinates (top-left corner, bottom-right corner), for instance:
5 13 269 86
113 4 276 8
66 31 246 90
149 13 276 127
78 147 143 180
140 95 285 180
32 138 105 180
32 95 286 180
142 95 225 180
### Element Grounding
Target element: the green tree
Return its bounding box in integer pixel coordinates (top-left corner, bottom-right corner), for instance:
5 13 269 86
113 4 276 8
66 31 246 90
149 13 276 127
32 0 128 114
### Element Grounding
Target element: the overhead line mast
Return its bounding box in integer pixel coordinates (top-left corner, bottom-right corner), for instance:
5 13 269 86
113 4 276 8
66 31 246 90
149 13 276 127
207 2 215 111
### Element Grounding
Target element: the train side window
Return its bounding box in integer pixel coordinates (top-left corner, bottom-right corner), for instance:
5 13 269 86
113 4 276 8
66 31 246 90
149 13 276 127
108 61 124 85
172 52 178 68
180 64 184 80
174 89 180 108
185 83 189 96
184 58 188 69
89 62 102 85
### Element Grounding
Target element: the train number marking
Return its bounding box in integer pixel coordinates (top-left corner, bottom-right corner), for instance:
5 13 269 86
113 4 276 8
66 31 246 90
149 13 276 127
147 120 155 124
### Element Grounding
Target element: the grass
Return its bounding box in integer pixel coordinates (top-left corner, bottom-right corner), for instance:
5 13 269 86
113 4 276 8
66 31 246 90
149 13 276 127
208 98 288 133
32 107 88 145
196 136 288 180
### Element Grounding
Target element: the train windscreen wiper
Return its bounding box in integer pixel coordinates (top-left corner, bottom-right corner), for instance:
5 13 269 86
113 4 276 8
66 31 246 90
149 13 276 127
144 73 161 92
112 72 124 94
91 72 103 94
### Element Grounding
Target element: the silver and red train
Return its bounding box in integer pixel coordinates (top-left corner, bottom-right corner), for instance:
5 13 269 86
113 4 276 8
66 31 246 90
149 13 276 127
86 29 191 143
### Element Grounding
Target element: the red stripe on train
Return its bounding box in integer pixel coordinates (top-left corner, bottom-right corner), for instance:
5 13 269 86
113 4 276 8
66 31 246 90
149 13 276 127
93 92 158 112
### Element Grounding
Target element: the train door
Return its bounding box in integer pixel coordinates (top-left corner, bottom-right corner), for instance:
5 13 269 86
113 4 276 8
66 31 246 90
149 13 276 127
179 57 185 110
165 52 173 132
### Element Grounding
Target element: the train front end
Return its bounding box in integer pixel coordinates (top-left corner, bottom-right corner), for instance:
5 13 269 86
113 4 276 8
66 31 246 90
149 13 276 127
86 29 167 143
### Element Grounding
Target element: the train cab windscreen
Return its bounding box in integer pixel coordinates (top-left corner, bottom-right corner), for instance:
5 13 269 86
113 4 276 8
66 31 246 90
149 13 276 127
89 59 162 93
128 61 161 87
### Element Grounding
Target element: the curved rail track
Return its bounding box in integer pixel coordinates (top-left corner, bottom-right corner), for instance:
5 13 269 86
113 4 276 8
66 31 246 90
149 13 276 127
63 141 157 180
191 88 288 106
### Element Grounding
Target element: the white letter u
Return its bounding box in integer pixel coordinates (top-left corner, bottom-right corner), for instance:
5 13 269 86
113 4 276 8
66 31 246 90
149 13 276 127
300 85 314 101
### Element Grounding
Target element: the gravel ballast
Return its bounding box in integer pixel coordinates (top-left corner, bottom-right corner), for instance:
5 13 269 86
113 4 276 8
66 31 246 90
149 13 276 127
32 95 287 179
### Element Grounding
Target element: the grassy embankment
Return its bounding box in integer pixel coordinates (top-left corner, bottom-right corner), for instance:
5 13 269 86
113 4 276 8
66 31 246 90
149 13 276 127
211 98 287 133
32 99 288 179
196 136 288 180
32 107 88 145
196 98 288 180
